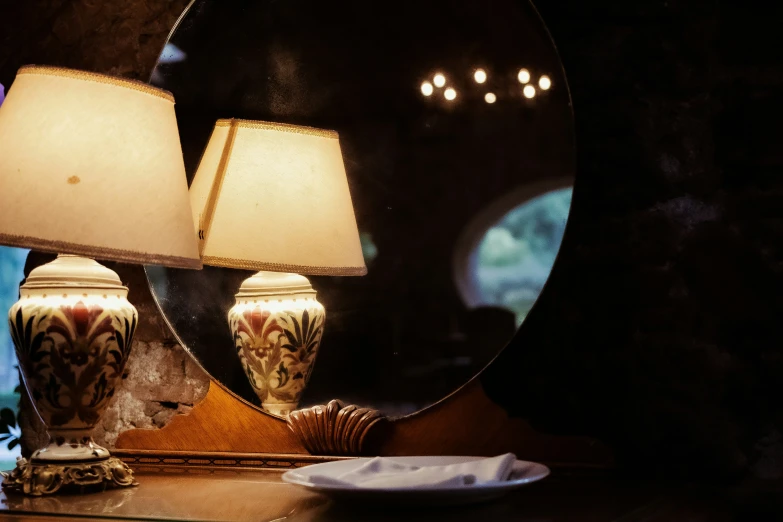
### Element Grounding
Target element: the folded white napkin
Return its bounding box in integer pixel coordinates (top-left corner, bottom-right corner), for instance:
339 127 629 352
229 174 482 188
303 454 517 489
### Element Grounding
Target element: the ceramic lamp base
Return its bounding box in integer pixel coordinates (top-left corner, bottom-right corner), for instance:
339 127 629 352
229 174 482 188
228 272 326 417
261 402 298 418
5 254 139 495
2 454 135 496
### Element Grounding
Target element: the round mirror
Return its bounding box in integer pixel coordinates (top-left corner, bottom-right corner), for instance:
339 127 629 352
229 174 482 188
147 0 574 418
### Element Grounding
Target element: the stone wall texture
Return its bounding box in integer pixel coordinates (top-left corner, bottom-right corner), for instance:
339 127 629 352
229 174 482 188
1 0 782 481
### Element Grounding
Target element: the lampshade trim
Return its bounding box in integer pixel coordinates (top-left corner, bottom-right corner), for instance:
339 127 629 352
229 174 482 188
0 232 202 270
203 255 367 276
17 65 175 103
215 118 338 139
198 120 239 256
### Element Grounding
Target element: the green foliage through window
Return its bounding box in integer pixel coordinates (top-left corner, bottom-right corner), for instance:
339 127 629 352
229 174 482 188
475 187 572 324
0 246 27 469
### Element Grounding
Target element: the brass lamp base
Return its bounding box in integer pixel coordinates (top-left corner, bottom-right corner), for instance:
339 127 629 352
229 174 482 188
2 456 136 496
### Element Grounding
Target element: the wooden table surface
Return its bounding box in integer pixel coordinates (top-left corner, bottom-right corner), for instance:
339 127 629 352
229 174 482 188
0 467 778 521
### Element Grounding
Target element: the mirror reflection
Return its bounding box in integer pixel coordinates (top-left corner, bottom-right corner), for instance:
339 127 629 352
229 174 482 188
147 0 575 418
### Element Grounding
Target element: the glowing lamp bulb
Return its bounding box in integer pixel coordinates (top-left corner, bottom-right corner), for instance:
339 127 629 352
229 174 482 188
538 75 552 90
517 68 531 84
484 92 496 104
474 69 487 84
433 73 446 88
523 85 536 99
421 81 434 96
444 87 457 101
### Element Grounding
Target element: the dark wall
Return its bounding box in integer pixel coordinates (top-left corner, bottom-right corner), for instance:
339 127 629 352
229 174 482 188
0 0 188 83
485 1 783 481
1 0 781 481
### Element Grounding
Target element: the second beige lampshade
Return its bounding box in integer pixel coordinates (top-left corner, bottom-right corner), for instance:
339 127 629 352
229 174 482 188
191 118 365 416
190 119 366 275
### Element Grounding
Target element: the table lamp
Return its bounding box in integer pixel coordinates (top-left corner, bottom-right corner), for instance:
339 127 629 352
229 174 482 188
0 66 201 495
190 119 366 416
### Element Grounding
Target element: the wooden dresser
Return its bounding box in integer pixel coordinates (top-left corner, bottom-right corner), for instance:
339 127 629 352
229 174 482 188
0 465 754 522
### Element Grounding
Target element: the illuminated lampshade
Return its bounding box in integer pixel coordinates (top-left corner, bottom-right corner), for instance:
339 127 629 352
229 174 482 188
191 119 366 416
0 66 200 267
0 66 200 496
191 119 365 275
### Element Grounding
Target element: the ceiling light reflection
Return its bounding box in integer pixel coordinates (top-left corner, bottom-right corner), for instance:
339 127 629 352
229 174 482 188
444 87 457 101
523 85 536 99
484 92 496 104
538 75 552 90
517 68 531 84
421 81 434 96
433 73 446 88
474 69 487 84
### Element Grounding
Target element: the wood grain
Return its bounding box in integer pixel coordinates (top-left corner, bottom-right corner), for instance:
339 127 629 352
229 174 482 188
115 381 306 453
116 377 612 467
6 467 732 522
381 381 613 466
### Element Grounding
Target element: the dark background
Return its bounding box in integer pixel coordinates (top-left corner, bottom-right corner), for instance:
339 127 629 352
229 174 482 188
1 0 781 483
484 1 783 482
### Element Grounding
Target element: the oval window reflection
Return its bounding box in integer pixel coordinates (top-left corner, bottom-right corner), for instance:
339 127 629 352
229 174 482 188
456 185 572 325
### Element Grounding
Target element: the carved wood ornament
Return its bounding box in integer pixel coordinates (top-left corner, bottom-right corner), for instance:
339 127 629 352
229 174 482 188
287 400 386 456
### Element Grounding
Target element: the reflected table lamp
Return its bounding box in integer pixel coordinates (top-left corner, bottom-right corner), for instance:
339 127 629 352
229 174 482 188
0 66 201 494
190 119 366 416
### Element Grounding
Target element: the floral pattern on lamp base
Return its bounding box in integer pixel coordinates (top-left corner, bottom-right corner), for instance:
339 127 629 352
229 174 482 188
1 255 137 495
229 285 325 417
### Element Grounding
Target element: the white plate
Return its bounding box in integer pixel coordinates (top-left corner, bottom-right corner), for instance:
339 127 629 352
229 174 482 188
281 456 550 506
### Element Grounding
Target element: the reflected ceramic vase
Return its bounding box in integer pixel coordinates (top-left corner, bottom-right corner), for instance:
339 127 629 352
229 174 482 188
2 255 137 495
228 272 325 417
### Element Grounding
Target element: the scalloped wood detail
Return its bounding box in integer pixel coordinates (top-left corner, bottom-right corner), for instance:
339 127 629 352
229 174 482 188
287 400 386 456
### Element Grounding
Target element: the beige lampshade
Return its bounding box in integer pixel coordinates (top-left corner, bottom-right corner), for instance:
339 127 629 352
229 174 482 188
0 66 201 269
190 119 366 276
